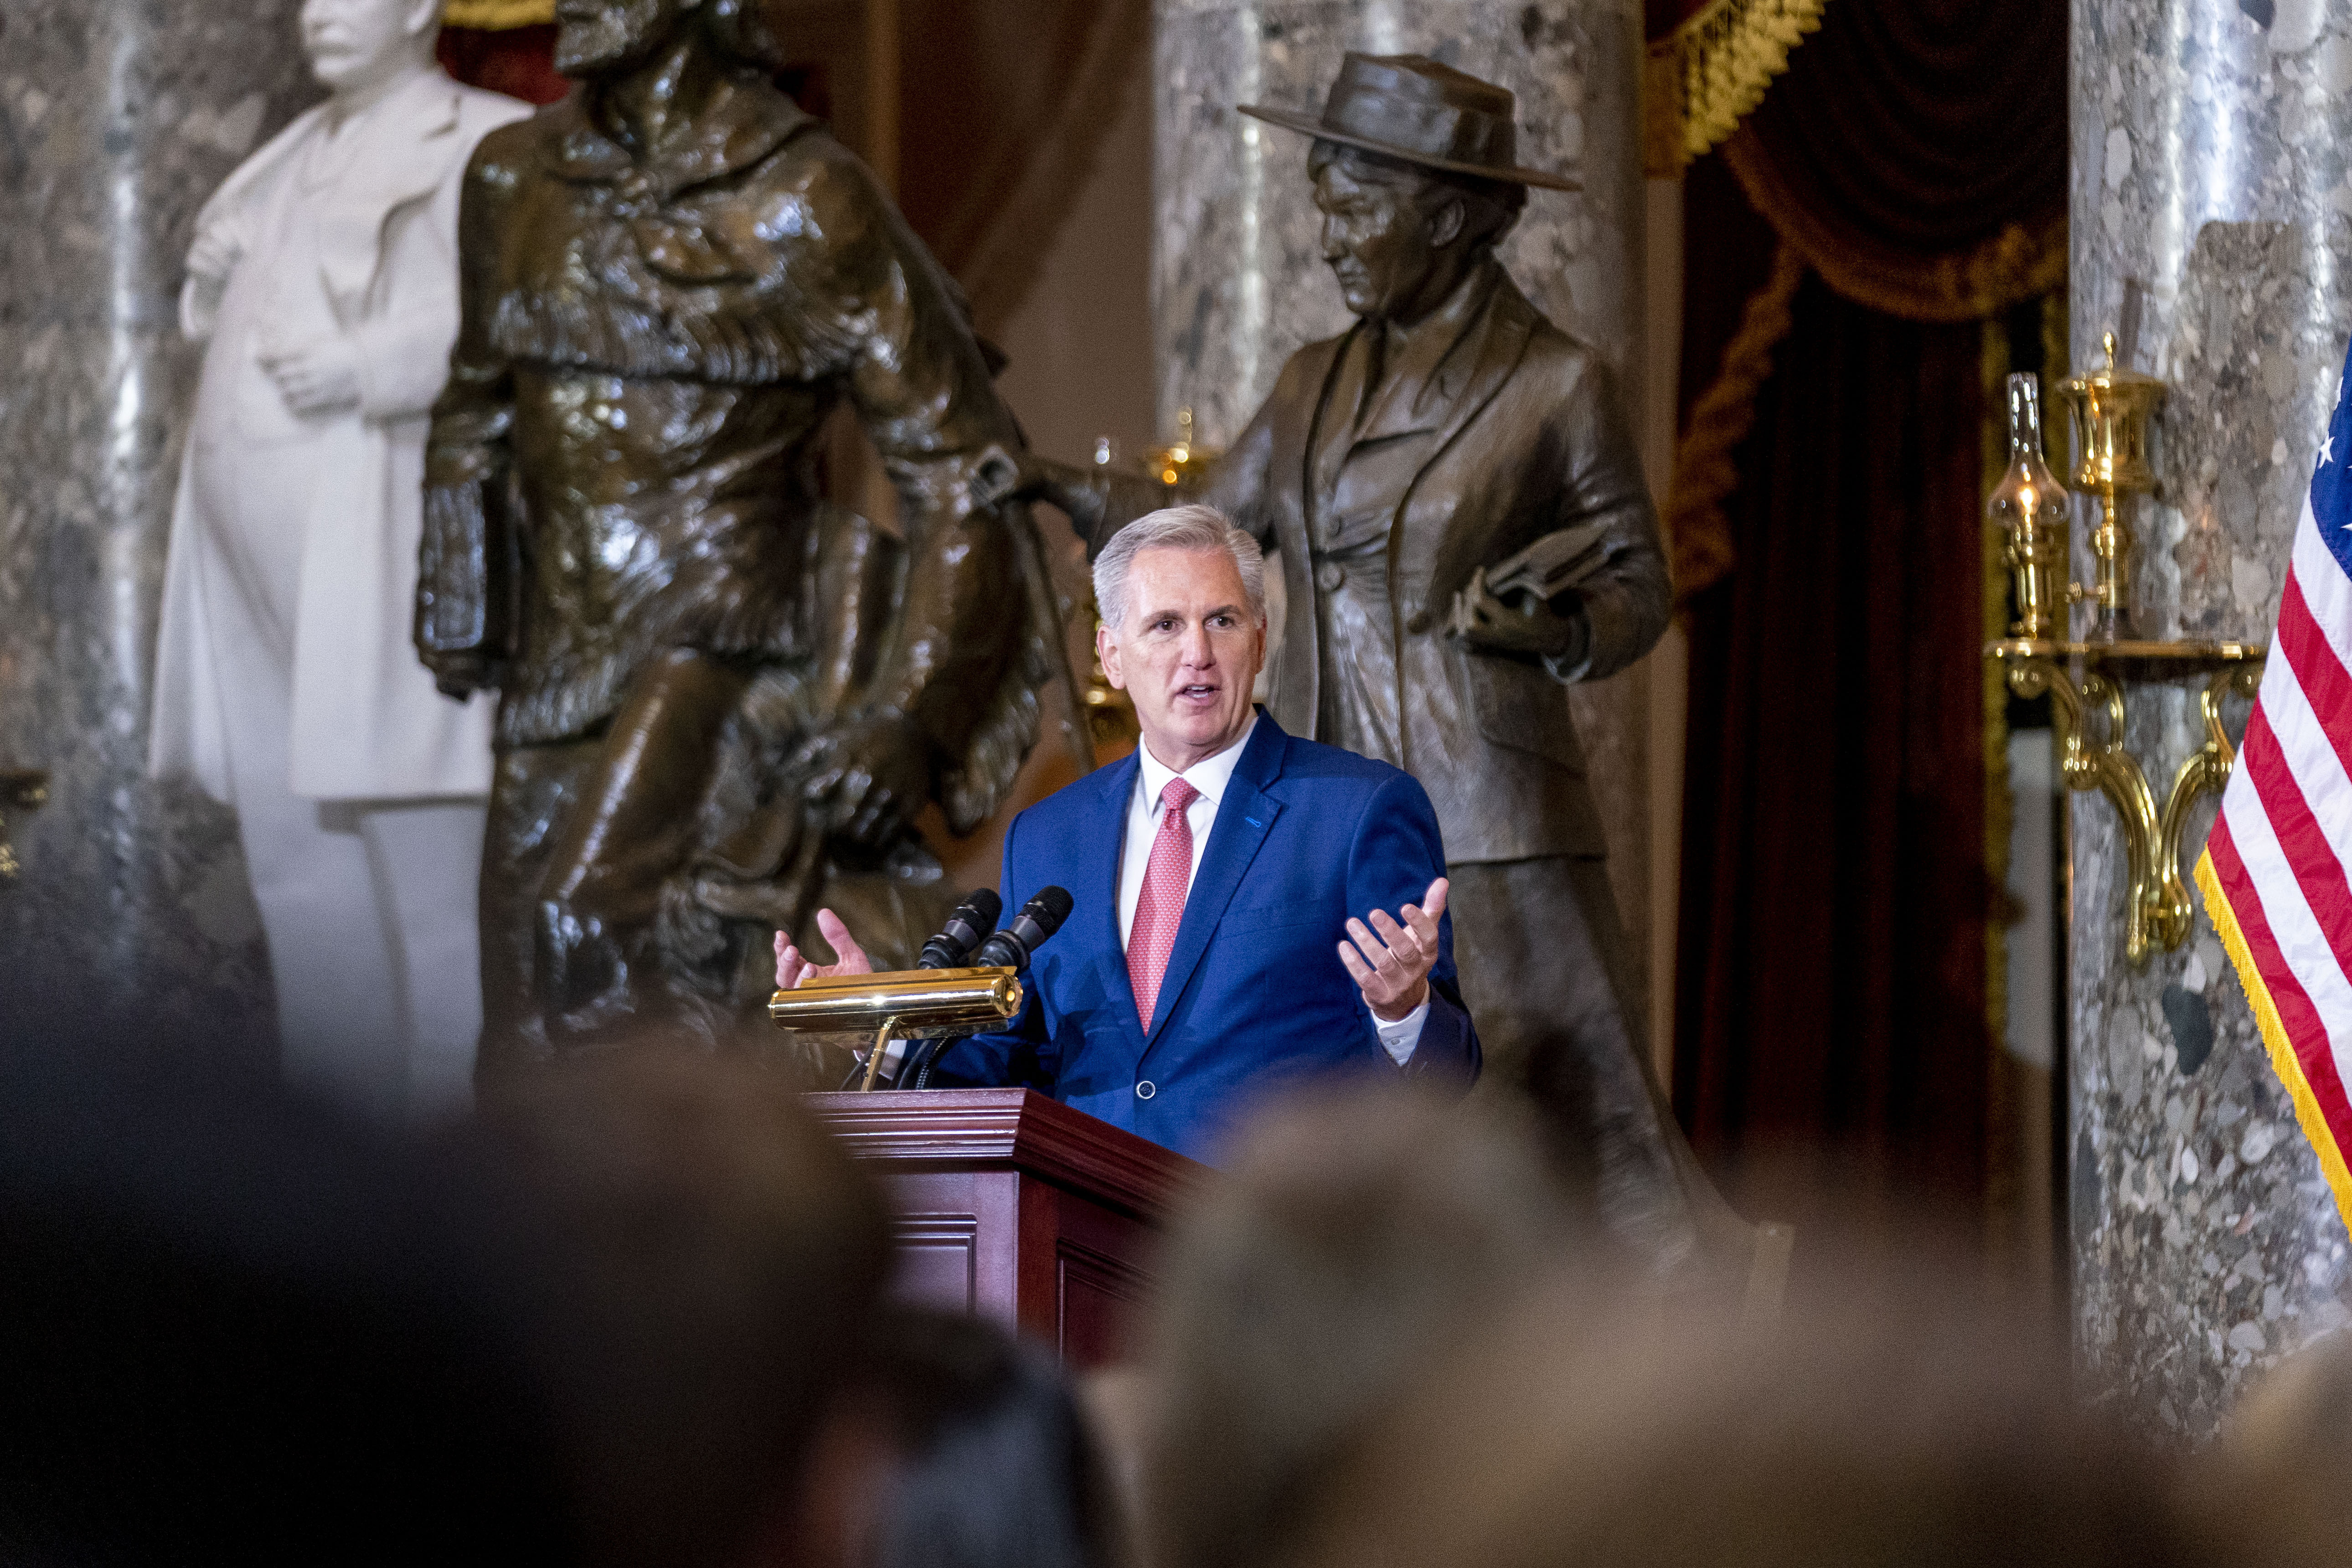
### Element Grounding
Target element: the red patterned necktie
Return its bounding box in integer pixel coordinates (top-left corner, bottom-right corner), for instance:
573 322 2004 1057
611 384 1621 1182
1128 777 1201 1028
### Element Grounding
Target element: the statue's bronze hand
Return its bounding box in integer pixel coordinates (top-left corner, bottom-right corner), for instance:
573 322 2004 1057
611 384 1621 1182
794 710 931 851
1447 567 1587 661
425 649 494 701
970 449 1095 519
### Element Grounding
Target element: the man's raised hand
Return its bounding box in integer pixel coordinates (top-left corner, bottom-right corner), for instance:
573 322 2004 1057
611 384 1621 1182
774 908 876 990
1338 876 1449 1022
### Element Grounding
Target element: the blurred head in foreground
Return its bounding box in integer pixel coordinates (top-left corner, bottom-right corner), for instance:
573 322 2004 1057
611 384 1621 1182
471 1051 893 1568
0 1044 575 1564
1280 1271 2202 1568
865 1308 1122 1568
1141 1083 1606 1568
2205 1326 2352 1568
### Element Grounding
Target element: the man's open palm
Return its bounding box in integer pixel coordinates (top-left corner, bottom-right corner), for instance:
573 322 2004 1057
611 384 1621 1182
1339 876 1449 1021
774 908 876 990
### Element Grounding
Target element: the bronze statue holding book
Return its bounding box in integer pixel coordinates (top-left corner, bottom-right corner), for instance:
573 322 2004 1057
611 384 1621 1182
414 0 1072 1071
995 53 1742 1272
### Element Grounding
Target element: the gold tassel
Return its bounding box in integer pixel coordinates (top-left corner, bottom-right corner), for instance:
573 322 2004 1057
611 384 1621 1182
1661 242 1809 600
443 0 555 30
1643 0 1831 176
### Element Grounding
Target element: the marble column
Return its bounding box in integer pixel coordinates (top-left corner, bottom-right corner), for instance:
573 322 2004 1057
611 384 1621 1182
1153 0 1656 1005
2070 0 2352 1437
0 5 314 1040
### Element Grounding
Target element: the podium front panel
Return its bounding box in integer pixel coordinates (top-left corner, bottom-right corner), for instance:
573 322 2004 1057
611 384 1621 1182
806 1089 1204 1368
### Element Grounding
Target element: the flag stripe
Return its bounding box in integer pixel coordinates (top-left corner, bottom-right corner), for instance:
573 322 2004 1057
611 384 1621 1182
2199 846 2352 1228
2276 568 2352 792
2207 810 2352 1145
2195 339 2352 1242
2293 501 2352 665
2241 702 2352 972
2221 759 2352 1081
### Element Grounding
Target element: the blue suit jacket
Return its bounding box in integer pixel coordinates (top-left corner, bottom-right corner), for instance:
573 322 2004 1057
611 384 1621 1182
931 712 1479 1163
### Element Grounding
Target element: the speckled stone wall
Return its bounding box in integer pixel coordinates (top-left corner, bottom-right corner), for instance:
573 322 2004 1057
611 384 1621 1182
1152 0 1657 1006
0 5 315 1037
2070 0 2352 1438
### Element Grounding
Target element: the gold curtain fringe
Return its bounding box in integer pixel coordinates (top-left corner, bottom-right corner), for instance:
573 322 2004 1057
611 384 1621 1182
1662 242 1809 601
1644 0 1829 175
443 0 555 31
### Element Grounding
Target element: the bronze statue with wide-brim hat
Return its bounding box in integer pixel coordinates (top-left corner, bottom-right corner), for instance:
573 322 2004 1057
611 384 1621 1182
1236 52 1580 191
996 52 1748 1281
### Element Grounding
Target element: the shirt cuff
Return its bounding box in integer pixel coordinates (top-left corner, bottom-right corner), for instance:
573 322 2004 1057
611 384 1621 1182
1373 995 1430 1066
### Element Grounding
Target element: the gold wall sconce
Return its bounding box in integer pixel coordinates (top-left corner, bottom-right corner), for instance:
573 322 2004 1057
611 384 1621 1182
1985 360 2264 966
2056 333 2167 640
1996 649 2261 963
0 767 48 882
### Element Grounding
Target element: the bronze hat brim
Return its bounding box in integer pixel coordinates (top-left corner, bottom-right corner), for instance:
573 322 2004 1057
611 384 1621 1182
1236 102 1580 192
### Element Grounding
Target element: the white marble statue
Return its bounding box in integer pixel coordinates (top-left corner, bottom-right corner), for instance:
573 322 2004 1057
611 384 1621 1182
149 0 532 1118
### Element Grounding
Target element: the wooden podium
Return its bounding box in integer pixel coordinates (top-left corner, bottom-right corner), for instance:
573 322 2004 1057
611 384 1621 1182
805 1088 1205 1366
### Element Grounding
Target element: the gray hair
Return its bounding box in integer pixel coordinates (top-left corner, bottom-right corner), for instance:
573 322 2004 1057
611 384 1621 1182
1093 504 1267 632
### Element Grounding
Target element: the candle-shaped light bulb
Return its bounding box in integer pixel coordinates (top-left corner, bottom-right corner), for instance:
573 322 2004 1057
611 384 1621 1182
1989 371 2070 640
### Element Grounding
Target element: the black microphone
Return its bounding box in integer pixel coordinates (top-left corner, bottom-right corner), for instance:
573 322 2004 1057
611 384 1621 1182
917 888 1002 970
970 886 1075 974
896 887 1068 1092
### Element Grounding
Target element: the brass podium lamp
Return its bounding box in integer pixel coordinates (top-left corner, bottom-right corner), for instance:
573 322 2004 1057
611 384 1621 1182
1985 356 2264 965
770 967 1025 1090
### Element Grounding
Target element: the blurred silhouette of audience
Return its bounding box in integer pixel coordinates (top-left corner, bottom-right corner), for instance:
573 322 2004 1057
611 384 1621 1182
0 1028 895 1568
2202 1326 2352 1568
2 1013 2290 1568
468 1052 894 1568
0 1038 577 1564
863 1307 1123 1568
1137 1083 1612 1568
1277 1255 2210 1568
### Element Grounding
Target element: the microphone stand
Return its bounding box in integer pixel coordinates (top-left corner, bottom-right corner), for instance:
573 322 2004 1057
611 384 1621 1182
830 1030 963 1091
896 1034 959 1089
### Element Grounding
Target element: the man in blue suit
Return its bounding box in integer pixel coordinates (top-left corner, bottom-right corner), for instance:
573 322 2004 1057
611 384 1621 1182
777 504 1478 1162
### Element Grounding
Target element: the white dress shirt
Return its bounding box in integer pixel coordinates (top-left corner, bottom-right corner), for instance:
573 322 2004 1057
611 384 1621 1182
1122 715 1428 1064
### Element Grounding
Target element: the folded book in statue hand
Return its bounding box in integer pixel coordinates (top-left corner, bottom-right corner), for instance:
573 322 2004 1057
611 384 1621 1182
1446 522 1612 645
1482 522 1613 605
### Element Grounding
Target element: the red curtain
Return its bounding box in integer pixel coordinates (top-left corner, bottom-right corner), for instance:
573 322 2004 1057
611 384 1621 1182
1674 165 1993 1224
1670 0 2065 1228
893 0 1147 333
1720 0 2067 320
437 26 569 107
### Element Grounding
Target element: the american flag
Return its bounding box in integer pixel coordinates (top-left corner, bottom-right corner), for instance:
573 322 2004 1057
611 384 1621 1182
2199 335 2352 1233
